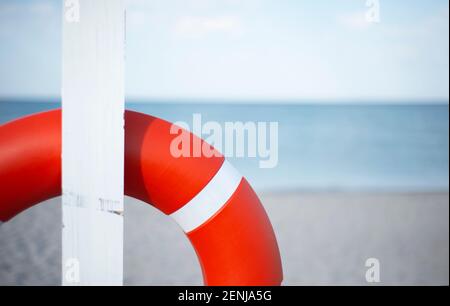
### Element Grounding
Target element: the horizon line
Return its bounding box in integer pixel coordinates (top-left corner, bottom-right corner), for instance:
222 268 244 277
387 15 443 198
0 96 449 105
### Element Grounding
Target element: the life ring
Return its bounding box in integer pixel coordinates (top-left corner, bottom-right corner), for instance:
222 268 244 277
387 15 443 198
0 109 283 286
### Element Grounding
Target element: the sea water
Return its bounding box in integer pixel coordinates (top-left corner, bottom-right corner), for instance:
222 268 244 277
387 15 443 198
0 101 448 192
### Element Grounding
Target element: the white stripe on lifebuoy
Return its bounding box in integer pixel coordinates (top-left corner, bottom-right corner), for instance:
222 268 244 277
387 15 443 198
170 160 243 233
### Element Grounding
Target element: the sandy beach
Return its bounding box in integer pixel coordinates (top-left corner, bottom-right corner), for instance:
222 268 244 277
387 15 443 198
0 192 448 286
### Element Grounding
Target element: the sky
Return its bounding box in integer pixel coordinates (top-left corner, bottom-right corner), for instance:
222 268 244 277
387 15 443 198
0 0 448 102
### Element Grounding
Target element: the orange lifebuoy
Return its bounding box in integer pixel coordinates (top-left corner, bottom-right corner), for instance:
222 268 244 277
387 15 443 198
0 109 283 286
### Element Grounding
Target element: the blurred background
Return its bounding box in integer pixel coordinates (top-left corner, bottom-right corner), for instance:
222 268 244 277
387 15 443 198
0 0 448 285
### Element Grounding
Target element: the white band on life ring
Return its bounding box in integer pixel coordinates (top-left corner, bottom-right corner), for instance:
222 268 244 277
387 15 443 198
170 160 243 233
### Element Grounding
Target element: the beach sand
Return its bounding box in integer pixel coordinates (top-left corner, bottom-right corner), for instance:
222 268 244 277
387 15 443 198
0 192 448 286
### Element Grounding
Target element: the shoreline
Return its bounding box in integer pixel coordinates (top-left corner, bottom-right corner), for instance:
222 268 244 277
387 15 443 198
260 189 450 196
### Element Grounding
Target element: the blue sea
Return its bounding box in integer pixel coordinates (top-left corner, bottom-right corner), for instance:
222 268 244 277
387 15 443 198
0 101 448 192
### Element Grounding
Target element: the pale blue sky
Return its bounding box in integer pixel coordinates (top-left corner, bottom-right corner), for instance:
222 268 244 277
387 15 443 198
0 0 448 102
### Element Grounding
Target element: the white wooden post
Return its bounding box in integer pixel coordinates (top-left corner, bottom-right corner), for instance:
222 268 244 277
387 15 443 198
62 0 125 286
